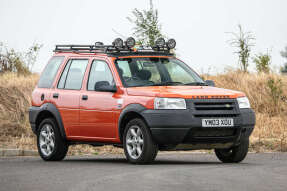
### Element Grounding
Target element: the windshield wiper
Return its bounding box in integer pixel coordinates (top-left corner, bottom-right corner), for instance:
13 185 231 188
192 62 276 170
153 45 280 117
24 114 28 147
184 82 207 86
151 81 184 86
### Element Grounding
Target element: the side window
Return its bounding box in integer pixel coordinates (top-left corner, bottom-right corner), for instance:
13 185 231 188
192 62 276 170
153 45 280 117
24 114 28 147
57 60 71 89
57 59 88 90
38 56 64 88
117 61 131 78
87 60 114 91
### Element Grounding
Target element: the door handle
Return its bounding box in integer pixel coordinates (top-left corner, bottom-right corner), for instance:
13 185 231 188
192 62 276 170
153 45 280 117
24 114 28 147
82 95 88 100
53 93 59 99
41 94 45 101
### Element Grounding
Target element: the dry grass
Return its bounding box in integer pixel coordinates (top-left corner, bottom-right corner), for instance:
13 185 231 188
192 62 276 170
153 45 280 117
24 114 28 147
0 73 38 150
0 71 287 154
205 70 287 151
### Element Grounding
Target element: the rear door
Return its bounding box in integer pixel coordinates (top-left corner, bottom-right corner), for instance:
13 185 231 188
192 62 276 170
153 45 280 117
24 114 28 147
50 58 89 137
79 59 118 140
32 56 64 106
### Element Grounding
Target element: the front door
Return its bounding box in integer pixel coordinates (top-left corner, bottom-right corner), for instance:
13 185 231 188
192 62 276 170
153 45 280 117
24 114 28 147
79 59 118 141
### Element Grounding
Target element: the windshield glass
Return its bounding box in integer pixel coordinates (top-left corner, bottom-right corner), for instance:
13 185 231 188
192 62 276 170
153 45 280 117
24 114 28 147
115 57 205 87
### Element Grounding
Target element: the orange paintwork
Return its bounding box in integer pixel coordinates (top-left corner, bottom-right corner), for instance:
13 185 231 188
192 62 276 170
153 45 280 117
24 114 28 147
32 52 246 144
126 86 245 99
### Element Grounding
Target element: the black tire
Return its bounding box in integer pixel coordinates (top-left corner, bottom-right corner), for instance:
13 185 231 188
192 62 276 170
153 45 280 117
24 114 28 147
123 118 158 164
215 138 249 163
37 118 68 161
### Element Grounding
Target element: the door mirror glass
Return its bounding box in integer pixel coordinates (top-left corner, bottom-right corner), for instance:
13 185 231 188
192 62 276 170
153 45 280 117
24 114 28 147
205 80 215 87
94 81 117 92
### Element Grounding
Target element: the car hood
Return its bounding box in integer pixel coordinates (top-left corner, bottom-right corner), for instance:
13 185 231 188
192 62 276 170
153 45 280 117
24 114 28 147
126 86 245 99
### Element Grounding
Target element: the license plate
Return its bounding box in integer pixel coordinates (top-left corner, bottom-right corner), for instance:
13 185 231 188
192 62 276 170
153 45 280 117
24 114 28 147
202 118 234 127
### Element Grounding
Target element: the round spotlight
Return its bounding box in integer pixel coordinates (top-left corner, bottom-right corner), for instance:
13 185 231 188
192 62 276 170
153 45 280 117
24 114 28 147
113 38 123 48
95 42 104 46
125 37 136 48
167 39 176 49
155 38 165 48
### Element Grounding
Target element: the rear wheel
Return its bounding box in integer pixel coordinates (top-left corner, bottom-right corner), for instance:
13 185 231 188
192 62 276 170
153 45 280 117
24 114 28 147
123 118 158 164
215 138 249 163
37 118 68 161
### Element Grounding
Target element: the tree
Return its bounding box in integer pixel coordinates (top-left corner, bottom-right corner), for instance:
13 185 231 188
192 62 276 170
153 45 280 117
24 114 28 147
228 25 255 72
127 0 164 46
24 44 42 72
253 51 271 73
0 43 42 75
280 46 287 74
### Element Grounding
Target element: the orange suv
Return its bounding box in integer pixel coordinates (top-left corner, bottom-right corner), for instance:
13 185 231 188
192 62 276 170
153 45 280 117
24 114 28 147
29 37 255 164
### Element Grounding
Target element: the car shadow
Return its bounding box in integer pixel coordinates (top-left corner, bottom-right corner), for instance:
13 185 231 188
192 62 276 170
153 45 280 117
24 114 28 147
63 157 253 166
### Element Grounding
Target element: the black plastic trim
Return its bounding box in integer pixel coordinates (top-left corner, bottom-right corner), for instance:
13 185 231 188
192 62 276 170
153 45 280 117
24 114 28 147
29 103 66 139
118 104 147 141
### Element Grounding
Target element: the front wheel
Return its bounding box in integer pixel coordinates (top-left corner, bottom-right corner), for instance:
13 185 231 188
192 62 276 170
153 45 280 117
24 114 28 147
37 118 68 161
123 118 158 164
215 138 249 163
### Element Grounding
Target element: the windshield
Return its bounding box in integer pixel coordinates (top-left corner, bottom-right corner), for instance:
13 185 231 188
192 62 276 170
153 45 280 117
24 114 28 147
115 57 205 87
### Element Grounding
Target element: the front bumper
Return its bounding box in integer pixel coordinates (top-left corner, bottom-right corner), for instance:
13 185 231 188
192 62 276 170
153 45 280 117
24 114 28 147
141 108 255 148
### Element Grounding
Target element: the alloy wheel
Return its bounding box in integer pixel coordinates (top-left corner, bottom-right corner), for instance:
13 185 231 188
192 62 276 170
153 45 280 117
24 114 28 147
126 125 144 159
39 124 55 156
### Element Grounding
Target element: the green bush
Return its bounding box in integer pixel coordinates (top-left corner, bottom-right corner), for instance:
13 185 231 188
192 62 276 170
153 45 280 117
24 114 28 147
0 43 42 75
267 77 283 113
253 52 271 73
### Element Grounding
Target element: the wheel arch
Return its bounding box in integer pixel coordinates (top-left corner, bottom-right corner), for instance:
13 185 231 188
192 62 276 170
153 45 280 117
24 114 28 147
118 104 148 142
34 103 66 140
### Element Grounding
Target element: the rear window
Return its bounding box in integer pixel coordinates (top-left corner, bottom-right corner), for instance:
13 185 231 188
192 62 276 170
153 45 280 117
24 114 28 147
37 56 64 88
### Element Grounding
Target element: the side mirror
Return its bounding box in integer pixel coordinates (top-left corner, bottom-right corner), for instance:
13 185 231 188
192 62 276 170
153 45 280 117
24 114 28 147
94 81 117 92
205 80 215 87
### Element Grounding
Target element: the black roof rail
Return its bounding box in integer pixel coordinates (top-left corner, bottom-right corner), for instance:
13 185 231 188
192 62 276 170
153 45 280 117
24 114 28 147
54 44 112 53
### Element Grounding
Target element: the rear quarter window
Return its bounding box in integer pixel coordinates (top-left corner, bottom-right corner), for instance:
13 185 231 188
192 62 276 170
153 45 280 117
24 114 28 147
37 56 65 88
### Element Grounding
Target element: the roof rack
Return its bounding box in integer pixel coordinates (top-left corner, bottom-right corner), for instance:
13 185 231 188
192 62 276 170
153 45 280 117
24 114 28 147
54 44 172 55
54 37 176 56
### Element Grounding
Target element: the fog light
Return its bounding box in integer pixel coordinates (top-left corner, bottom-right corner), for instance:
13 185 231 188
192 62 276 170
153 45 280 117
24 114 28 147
155 38 165 48
125 37 136 48
95 42 104 46
113 38 123 48
166 39 176 49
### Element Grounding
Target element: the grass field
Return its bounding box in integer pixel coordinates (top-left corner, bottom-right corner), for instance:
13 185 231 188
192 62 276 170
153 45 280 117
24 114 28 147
0 71 286 154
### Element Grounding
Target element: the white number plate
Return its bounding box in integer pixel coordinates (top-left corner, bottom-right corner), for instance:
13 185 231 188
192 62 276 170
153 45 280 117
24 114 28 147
202 118 234 127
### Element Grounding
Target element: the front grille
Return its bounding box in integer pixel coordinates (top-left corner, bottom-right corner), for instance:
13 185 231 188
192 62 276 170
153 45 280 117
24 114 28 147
194 102 234 110
187 99 240 118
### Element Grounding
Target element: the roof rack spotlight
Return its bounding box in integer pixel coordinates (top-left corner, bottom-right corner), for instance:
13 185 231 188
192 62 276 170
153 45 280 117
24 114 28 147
125 37 136 48
113 38 123 48
167 39 176 49
155 38 165 48
95 42 104 46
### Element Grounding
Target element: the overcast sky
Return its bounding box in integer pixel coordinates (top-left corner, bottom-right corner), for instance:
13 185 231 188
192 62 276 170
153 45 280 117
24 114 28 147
0 0 286 74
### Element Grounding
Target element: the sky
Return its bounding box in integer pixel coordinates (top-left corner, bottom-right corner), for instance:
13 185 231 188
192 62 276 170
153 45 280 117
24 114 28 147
0 0 287 74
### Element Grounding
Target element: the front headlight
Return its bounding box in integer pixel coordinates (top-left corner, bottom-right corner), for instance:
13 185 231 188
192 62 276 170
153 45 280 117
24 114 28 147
237 97 250 109
154 98 186 110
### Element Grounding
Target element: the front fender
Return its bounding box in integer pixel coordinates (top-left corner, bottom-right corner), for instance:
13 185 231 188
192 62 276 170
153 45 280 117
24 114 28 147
118 104 147 141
